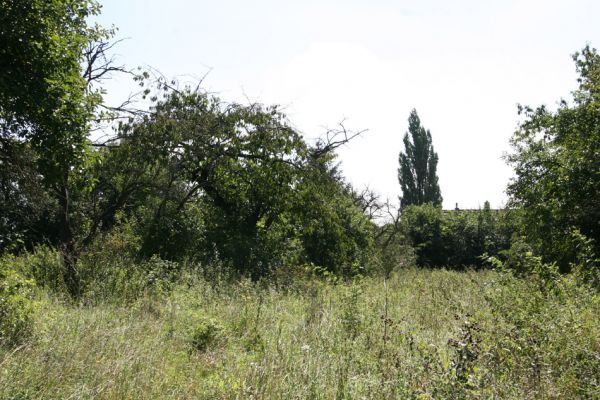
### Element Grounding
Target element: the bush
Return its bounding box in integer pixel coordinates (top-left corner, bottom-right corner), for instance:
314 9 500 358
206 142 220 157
22 247 64 293
0 247 64 295
77 223 184 302
481 270 600 398
484 237 563 293
0 259 37 346
400 204 445 266
189 316 224 352
400 204 515 268
501 237 539 276
79 255 183 304
570 230 600 289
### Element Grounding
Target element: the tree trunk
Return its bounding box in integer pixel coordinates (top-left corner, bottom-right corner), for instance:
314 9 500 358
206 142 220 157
58 181 80 299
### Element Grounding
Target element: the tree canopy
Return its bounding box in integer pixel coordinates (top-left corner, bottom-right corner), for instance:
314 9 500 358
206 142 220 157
91 83 374 277
507 45 600 272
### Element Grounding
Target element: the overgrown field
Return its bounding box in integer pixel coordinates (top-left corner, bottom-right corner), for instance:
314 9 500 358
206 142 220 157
1 269 598 399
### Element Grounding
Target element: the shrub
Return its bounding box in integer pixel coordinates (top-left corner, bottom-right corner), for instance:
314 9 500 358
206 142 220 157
189 316 224 352
484 237 563 294
400 204 516 269
501 237 541 276
0 247 64 295
79 255 182 304
400 204 445 266
570 229 600 289
22 247 64 294
77 223 184 302
0 259 37 346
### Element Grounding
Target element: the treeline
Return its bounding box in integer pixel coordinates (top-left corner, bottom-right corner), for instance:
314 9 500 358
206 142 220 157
1 0 599 314
1 76 376 280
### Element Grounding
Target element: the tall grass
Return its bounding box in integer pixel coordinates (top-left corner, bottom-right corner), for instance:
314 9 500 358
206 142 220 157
0 268 598 399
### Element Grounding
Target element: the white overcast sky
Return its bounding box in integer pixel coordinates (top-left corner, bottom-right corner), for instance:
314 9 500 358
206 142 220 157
97 0 600 209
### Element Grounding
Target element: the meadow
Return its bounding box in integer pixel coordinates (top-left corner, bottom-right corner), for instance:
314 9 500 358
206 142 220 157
2 268 598 399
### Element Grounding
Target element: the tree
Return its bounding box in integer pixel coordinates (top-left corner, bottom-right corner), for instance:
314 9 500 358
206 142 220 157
90 81 373 278
0 138 58 252
93 84 307 275
507 45 600 272
294 145 375 276
398 109 442 208
0 0 116 297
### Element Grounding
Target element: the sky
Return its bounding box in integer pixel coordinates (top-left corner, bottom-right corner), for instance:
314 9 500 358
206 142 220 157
96 0 600 209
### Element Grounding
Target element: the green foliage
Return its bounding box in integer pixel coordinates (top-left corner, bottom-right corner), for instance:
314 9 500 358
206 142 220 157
14 246 64 294
484 238 562 294
400 204 516 268
0 258 37 346
189 316 225 353
0 140 58 254
500 237 541 275
487 230 600 292
398 109 442 208
295 157 375 276
0 0 117 298
84 84 373 278
400 203 445 266
92 86 309 275
0 0 109 191
507 45 600 272
447 317 483 392
0 238 182 304
570 229 600 289
373 236 415 277
2 6 598 397
443 210 483 266
1 2 373 282
79 253 182 304
339 282 364 341
481 271 600 398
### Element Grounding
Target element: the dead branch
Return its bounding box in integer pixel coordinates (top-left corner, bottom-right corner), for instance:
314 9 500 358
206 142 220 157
310 120 366 159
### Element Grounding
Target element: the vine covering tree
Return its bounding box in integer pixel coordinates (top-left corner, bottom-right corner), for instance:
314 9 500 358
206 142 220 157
398 109 442 208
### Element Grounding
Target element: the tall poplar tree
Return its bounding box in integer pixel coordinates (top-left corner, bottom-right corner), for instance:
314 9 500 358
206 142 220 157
398 109 442 208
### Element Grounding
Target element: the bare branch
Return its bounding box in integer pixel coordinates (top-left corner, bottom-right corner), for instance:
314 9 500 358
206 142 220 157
83 38 132 86
352 185 383 221
375 198 403 249
310 120 366 159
